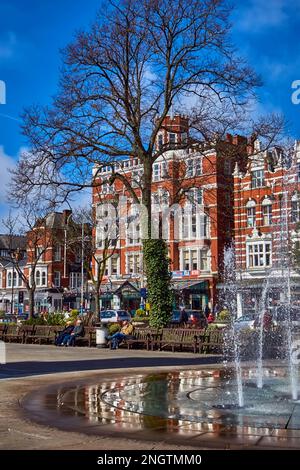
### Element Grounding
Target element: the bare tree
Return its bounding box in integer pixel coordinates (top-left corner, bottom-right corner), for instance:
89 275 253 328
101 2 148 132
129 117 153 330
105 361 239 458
9 0 284 324
0 207 59 319
69 202 119 318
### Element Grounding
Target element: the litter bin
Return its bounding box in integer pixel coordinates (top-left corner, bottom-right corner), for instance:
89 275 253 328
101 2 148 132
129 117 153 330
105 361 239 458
95 325 108 348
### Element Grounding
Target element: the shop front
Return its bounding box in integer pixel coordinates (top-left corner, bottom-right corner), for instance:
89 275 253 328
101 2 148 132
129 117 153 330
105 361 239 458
172 280 211 311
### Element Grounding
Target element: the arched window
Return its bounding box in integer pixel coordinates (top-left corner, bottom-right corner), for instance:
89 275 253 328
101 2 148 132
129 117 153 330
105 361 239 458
35 270 41 286
291 193 300 222
262 197 272 226
246 200 256 227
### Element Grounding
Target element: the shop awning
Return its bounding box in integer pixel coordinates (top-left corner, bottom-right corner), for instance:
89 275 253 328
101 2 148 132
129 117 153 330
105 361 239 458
171 280 209 292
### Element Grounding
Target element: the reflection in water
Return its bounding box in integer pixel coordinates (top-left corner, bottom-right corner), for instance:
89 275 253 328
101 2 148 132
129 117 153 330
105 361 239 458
53 368 300 433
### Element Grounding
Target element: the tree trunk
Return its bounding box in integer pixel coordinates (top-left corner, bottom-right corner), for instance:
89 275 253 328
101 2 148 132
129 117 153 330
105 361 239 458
28 288 35 319
95 288 100 318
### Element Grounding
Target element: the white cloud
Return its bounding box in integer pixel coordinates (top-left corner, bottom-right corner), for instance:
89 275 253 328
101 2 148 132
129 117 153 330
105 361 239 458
0 146 16 203
237 0 288 32
0 31 17 59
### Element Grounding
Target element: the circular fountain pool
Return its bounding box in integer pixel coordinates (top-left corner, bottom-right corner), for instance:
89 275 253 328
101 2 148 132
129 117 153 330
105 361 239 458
23 367 300 437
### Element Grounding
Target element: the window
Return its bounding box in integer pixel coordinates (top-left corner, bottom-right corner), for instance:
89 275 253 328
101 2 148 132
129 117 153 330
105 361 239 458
191 215 197 237
158 134 163 150
183 251 190 270
7 272 12 287
54 245 61 261
262 199 272 225
191 250 198 270
246 200 256 227
200 251 208 271
111 257 118 275
169 133 176 148
127 254 140 274
35 246 43 260
161 161 168 178
291 194 300 222
181 213 189 239
35 270 41 286
41 271 47 286
54 271 61 287
251 169 265 188
195 158 202 176
200 214 208 238
247 242 271 268
153 163 160 182
187 188 203 205
70 272 81 289
13 271 17 287
186 159 194 178
18 274 22 287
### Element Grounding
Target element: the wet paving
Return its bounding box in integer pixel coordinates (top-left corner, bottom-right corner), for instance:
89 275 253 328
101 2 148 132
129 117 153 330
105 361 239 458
22 367 300 449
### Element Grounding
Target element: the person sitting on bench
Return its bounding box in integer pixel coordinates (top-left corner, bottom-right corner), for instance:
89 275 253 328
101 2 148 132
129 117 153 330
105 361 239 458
107 320 134 349
61 319 84 346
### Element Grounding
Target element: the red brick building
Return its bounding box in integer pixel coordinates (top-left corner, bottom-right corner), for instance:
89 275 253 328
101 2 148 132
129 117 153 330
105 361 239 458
93 114 243 313
233 140 300 315
0 211 88 314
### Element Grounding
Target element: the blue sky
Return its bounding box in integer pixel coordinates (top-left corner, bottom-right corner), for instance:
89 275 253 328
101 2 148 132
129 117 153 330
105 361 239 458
1 0 300 224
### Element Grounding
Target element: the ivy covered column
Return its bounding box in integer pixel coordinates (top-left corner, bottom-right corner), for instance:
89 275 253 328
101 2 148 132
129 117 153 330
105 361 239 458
143 239 173 327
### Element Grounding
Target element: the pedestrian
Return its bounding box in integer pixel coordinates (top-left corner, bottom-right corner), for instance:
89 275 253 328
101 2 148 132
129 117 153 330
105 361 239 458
106 320 134 349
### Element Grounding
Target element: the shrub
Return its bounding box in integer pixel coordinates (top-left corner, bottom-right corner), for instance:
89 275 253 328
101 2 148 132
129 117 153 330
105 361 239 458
108 323 120 335
135 308 145 317
46 313 66 325
217 309 231 322
24 317 46 325
132 316 150 323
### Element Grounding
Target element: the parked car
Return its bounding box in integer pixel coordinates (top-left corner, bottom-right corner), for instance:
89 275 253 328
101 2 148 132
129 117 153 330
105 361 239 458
99 309 131 324
171 310 207 328
272 306 300 328
233 315 256 331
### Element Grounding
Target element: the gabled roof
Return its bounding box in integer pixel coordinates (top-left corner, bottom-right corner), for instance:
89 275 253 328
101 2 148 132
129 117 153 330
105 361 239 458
0 234 26 251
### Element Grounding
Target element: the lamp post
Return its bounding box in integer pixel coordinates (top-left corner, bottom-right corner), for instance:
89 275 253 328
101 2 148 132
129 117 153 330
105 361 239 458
80 221 84 314
11 266 15 315
63 212 72 280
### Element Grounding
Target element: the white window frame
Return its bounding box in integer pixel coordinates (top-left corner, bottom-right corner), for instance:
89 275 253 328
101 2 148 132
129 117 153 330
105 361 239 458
251 169 265 188
262 199 272 226
53 271 61 287
246 200 256 227
54 245 61 262
246 242 272 269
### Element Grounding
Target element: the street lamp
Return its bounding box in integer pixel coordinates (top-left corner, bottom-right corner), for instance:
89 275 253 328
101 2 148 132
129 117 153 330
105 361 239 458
64 212 73 280
80 221 84 314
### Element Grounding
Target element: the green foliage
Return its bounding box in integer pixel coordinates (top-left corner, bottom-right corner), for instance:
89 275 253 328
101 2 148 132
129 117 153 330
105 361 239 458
24 317 46 325
143 239 173 328
217 309 231 322
0 311 5 318
46 313 66 325
132 316 149 323
135 308 145 317
24 313 66 325
67 309 80 322
108 323 120 335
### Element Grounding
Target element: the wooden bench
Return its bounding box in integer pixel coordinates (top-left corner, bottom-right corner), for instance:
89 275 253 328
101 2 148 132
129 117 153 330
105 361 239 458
156 328 185 352
25 325 57 344
72 327 95 347
122 328 152 350
4 324 24 343
198 329 224 353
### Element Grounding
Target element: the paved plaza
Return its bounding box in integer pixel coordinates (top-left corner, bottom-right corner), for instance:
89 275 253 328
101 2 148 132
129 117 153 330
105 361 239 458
0 344 300 450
